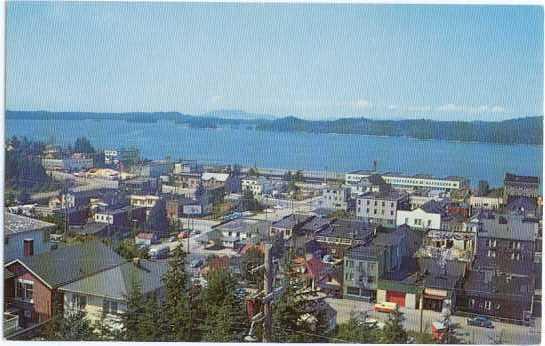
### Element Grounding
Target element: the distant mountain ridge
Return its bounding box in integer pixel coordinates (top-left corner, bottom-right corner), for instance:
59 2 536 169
199 109 278 121
6 110 543 145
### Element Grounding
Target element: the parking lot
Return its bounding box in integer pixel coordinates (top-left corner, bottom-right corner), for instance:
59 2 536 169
326 298 541 344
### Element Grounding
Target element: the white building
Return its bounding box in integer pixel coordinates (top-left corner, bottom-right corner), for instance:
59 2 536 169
323 186 351 211
41 157 94 172
356 190 408 228
4 213 55 262
396 202 444 230
104 149 119 165
241 177 273 196
129 195 160 209
346 170 469 192
469 196 503 211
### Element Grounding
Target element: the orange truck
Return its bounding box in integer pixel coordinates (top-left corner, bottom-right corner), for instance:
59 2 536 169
373 302 398 313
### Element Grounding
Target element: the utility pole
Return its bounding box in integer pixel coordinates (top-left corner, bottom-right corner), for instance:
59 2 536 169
419 287 424 334
263 243 273 343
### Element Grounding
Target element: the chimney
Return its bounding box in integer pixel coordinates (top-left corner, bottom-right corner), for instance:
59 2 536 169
23 239 34 256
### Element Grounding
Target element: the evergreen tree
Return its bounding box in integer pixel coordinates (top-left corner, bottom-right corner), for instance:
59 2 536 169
270 249 316 342
162 244 193 341
200 268 248 342
57 311 96 340
119 278 147 341
379 306 408 343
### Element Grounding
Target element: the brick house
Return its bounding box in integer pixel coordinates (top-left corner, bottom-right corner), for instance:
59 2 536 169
4 241 124 328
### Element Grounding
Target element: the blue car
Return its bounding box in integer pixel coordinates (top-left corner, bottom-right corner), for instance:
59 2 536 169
467 316 494 328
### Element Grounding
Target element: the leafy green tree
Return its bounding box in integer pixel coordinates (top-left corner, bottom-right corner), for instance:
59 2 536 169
327 209 350 219
73 137 95 154
43 297 96 341
242 188 261 212
293 170 304 182
247 167 259 176
335 313 379 343
240 246 265 288
379 306 408 343
114 239 149 260
287 180 299 193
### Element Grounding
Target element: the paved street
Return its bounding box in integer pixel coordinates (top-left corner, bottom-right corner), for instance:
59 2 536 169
326 298 541 344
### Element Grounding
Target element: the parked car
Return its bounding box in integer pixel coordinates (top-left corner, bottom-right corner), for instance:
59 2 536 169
374 302 398 313
360 318 385 330
467 316 494 328
168 236 177 242
190 258 203 268
149 245 170 260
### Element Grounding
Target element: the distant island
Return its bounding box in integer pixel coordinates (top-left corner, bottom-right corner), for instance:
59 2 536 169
6 110 543 145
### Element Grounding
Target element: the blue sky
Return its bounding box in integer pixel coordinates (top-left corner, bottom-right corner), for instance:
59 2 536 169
6 3 543 120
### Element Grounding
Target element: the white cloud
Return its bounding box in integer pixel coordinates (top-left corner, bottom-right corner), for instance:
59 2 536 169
209 95 223 104
406 105 432 112
435 104 508 114
351 99 372 110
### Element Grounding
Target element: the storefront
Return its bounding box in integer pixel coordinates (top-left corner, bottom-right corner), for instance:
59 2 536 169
423 288 448 312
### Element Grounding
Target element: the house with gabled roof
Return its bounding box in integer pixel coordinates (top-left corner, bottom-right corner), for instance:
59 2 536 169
4 213 56 262
4 241 124 328
59 258 168 331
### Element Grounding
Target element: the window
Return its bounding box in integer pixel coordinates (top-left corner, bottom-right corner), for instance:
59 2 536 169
484 301 492 310
382 201 385 207
469 299 475 308
16 280 33 302
71 294 87 310
103 299 119 315
390 210 394 216
390 202 394 208
427 220 432 227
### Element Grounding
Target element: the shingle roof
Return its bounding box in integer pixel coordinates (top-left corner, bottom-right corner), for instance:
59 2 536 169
69 223 108 236
418 257 467 278
464 270 533 298
272 214 313 229
300 216 331 233
317 219 374 241
478 214 536 241
421 200 448 214
5 213 55 236
59 260 168 300
12 241 124 288
359 190 405 201
345 244 381 260
374 228 406 247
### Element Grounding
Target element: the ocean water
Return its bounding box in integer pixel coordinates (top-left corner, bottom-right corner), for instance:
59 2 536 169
6 119 543 187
